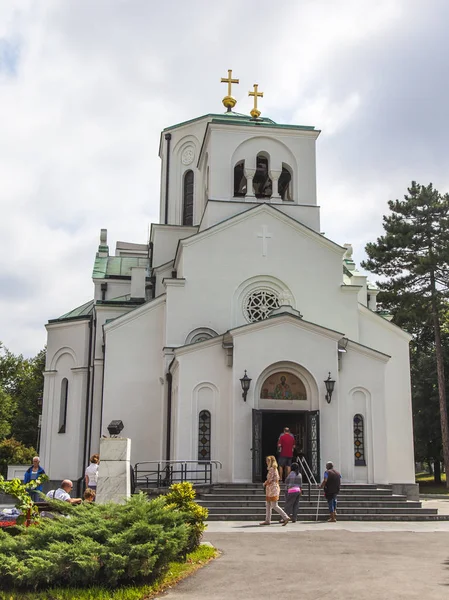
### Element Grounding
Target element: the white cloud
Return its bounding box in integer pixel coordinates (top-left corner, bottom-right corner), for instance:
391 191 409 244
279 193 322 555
0 0 447 356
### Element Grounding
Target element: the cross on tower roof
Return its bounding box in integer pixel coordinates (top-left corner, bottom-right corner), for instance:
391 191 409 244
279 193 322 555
249 84 264 119
221 69 239 112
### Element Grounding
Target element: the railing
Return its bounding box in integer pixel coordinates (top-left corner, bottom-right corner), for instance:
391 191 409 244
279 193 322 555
134 460 223 489
298 456 319 502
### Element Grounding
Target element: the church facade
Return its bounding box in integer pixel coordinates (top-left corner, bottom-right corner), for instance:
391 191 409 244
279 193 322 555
40 79 416 490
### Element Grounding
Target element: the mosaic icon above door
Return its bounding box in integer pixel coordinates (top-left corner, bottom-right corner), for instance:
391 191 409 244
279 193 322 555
260 372 307 400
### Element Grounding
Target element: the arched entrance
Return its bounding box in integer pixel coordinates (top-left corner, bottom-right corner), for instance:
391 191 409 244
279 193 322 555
252 366 320 483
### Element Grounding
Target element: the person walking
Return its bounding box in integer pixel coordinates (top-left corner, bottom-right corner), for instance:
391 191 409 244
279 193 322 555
23 457 46 502
320 461 341 522
84 454 99 494
260 455 291 526
277 427 295 482
284 462 302 523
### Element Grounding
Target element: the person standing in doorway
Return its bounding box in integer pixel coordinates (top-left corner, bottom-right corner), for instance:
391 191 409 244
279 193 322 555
23 457 46 502
277 427 295 482
320 461 341 522
260 455 291 526
284 462 302 523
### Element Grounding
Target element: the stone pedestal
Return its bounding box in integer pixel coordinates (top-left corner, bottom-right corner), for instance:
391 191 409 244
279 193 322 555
96 437 131 504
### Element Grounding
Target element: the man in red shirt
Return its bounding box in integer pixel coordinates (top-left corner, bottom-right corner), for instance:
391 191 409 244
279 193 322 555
277 427 296 482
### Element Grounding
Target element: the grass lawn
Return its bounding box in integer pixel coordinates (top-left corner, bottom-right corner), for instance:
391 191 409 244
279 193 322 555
416 471 449 495
0 544 217 600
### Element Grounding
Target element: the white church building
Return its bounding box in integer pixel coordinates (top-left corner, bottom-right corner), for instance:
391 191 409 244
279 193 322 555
40 76 416 491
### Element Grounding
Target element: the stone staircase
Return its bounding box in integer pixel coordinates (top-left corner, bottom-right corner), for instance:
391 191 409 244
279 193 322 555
195 483 449 521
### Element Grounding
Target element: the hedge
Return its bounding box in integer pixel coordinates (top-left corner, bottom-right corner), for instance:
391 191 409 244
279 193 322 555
0 482 208 592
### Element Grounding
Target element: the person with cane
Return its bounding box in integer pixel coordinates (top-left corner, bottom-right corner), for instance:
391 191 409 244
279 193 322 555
320 461 341 522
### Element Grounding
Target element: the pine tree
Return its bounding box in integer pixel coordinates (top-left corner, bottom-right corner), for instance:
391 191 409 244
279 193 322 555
361 182 449 487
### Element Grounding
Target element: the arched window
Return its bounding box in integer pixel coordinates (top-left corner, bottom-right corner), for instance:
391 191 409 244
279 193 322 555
353 414 366 466
59 378 69 433
253 154 272 199
234 160 247 197
183 170 194 226
198 410 211 461
278 164 292 201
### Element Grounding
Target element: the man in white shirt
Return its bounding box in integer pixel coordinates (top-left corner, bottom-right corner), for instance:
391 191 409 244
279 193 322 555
46 480 82 504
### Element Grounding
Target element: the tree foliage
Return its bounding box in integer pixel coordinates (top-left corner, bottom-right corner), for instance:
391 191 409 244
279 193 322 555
0 438 37 478
361 182 449 485
0 344 45 449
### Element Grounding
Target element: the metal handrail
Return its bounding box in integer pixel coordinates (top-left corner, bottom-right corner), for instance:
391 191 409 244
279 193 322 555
299 456 319 502
134 460 222 489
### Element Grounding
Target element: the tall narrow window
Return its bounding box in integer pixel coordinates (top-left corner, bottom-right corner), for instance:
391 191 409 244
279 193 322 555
253 154 272 199
59 378 69 433
183 170 194 226
278 165 292 201
353 414 366 466
234 160 247 197
198 410 211 461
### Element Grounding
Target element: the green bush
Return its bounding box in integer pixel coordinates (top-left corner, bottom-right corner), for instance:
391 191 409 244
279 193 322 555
0 483 208 592
165 481 208 552
0 438 36 478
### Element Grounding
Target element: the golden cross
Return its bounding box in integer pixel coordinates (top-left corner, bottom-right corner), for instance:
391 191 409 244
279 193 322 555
221 69 239 96
249 84 263 118
221 69 239 111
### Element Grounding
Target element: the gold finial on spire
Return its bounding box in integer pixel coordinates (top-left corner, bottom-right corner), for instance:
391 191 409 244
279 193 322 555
249 83 263 119
221 69 239 111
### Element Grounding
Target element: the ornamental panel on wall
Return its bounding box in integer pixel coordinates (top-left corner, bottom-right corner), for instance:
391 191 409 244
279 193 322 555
260 372 307 400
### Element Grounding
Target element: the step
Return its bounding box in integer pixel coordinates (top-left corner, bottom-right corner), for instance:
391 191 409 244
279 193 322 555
198 500 422 509
198 488 396 496
210 483 386 489
202 506 437 515
196 494 406 502
205 513 449 522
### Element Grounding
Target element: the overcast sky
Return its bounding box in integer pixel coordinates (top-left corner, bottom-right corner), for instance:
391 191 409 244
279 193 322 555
1 0 449 357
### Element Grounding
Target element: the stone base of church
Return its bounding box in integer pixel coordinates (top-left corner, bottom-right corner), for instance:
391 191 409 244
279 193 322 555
391 483 419 501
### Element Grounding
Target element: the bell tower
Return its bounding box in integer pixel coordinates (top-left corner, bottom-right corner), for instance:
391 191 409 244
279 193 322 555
158 71 321 232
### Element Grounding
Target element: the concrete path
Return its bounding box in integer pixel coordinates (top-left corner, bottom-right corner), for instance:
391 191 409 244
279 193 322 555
163 523 449 599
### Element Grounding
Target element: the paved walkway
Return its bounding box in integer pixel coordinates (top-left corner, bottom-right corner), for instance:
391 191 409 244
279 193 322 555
162 521 449 599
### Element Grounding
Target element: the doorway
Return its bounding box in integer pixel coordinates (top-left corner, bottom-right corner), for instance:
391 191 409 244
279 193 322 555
252 409 320 483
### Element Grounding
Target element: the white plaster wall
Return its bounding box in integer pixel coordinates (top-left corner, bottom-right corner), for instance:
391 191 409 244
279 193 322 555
41 320 90 481
151 224 198 268
159 118 209 225
94 280 131 302
358 306 414 483
102 299 166 466
206 126 319 205
166 207 358 347
338 347 388 484
172 340 231 482
199 200 320 233
230 318 340 483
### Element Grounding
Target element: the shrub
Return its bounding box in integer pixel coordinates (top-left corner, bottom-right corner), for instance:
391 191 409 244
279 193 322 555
0 438 36 477
0 474 48 525
165 482 208 552
0 484 208 592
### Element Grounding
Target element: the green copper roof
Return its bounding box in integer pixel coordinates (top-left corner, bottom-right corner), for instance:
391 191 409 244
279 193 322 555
50 299 94 323
93 256 149 279
163 111 315 132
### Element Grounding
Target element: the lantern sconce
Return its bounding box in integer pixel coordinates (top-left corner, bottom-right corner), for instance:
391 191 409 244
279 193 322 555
324 373 335 404
240 370 252 402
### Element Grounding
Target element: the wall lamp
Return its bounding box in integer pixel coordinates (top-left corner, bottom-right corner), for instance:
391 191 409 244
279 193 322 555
324 373 335 404
107 420 124 437
240 370 252 402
